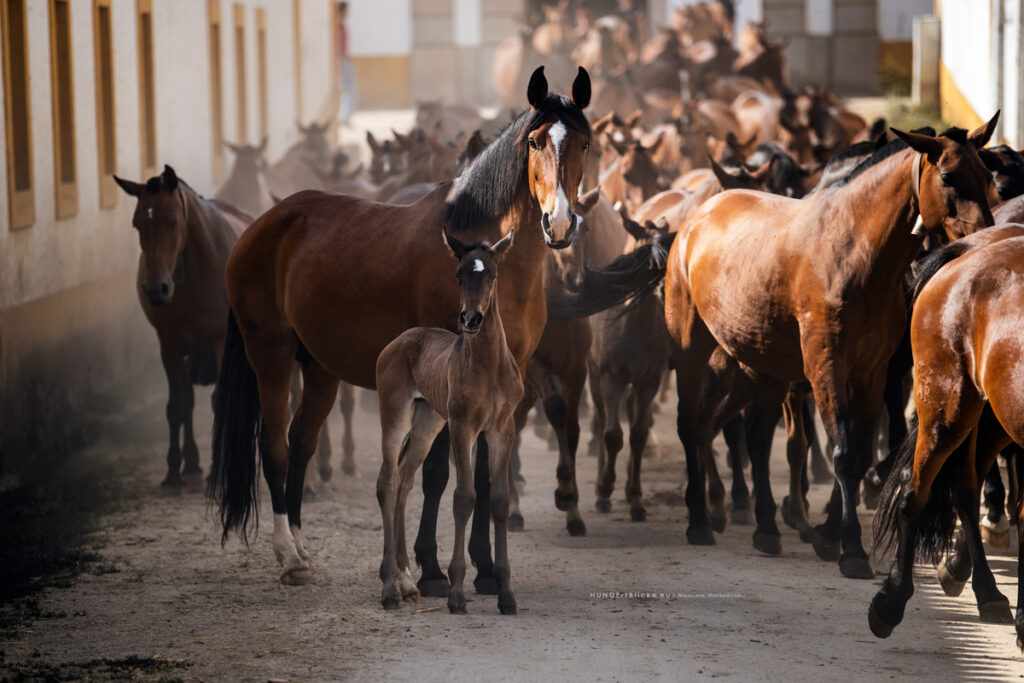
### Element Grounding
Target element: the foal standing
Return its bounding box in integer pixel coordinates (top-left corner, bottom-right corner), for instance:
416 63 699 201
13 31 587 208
376 232 522 615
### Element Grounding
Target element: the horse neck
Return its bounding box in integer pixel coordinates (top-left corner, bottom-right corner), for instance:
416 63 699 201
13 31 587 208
829 151 921 292
495 185 548 360
180 185 220 270
462 294 510 371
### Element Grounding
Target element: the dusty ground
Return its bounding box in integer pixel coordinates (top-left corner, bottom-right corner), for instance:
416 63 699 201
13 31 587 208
1 371 1022 683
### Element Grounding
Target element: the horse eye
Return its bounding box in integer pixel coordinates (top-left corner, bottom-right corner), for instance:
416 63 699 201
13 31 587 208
582 143 590 151
940 173 953 186
528 138 538 151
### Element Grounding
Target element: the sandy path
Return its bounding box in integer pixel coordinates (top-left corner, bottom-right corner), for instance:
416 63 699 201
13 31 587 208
2 380 1021 682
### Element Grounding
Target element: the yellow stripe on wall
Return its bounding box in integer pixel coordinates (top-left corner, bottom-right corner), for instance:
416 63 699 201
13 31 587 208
939 60 984 130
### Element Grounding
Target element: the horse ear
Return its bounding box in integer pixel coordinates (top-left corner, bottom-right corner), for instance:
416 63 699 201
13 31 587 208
366 131 380 152
578 186 601 213
297 121 310 134
978 148 1004 172
257 135 268 154
113 175 145 197
443 230 468 260
491 230 515 260
889 127 943 160
646 131 666 154
709 156 741 188
465 129 486 161
527 66 548 109
224 141 243 155
749 160 773 185
162 164 179 191
591 111 614 135
615 202 647 241
624 110 642 129
968 110 1000 150
571 66 591 109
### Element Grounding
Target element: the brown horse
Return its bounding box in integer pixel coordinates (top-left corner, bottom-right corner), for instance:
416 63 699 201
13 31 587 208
870 230 1024 648
662 120 997 577
210 67 592 587
114 165 249 487
376 232 521 614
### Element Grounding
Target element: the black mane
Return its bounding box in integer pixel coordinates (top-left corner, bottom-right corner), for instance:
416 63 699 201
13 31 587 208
836 126 938 187
444 94 590 234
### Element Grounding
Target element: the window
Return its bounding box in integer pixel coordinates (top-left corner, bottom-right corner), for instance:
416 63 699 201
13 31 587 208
209 0 224 181
2 0 34 230
233 3 246 143
256 7 267 141
137 0 156 176
293 0 302 122
49 0 77 219
94 0 117 209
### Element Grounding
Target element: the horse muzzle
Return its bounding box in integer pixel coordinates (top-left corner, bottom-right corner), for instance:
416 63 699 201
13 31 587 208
459 310 483 335
542 212 578 250
142 280 173 306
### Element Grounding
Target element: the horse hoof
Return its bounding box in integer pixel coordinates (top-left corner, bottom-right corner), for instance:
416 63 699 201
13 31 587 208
417 576 451 598
595 498 612 513
798 527 817 544
382 587 401 610
341 462 356 477
937 561 968 597
710 510 726 533
753 531 782 555
686 526 715 546
979 599 1014 624
981 524 1010 552
630 507 647 523
280 567 316 586
474 574 500 596
318 465 333 483
838 554 874 579
182 467 204 484
160 474 183 489
730 506 753 526
447 593 468 614
508 512 525 532
498 592 517 615
811 527 841 562
554 490 575 512
868 594 896 639
567 518 587 537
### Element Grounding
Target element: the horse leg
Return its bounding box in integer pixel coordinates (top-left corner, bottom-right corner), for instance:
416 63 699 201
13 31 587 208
284 361 339 570
376 387 413 609
447 422 477 614
159 345 187 488
1013 448 1024 648
1007 446 1021 527
981 461 1009 551
723 414 753 525
394 402 446 603
508 380 540 533
338 382 357 476
745 377 787 555
804 397 831 484
587 357 604 458
550 361 587 535
864 365 908 508
781 385 814 542
179 361 202 482
626 375 660 522
469 435 498 595
414 428 452 597
595 374 624 515
869 408 978 636
488 424 518 615
698 420 726 533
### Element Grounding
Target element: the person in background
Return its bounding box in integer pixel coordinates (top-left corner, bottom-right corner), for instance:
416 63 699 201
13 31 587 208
337 1 357 125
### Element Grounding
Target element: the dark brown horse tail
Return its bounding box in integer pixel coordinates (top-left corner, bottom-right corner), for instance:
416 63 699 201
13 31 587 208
872 414 962 564
208 311 262 546
187 348 219 386
910 241 972 306
546 232 677 319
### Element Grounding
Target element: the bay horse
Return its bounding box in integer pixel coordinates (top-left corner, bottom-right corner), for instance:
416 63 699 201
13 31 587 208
376 232 521 614
210 66 592 586
113 165 249 487
664 120 997 577
870 231 1024 648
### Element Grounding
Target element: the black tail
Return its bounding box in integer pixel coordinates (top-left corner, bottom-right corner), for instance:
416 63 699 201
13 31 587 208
208 311 263 546
873 414 962 564
911 240 972 306
187 347 219 386
546 232 676 319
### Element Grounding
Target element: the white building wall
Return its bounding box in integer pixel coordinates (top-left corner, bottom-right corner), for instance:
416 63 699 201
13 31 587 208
938 0 994 119
350 0 412 55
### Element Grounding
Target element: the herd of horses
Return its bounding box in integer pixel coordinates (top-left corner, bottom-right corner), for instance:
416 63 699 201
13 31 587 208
110 0 1024 651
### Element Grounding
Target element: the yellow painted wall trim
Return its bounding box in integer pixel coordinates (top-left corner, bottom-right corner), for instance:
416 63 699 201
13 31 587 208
351 55 411 108
939 60 984 131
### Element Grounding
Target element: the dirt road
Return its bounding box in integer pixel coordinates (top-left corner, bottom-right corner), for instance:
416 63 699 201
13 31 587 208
1 377 1021 682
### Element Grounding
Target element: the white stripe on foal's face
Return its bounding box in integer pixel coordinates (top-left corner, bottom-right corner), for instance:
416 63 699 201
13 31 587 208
473 259 484 272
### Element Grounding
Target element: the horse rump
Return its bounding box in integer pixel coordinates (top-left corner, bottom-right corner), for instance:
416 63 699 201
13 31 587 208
546 231 677 319
208 311 263 546
187 347 219 386
872 414 962 564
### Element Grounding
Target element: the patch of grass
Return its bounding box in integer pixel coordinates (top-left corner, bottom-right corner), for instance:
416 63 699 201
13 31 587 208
0 654 191 681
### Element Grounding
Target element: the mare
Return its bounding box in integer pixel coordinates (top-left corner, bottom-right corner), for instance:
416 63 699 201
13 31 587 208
209 67 593 587
114 165 249 487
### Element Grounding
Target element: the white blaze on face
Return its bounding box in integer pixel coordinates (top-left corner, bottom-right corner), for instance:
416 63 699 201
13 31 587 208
473 259 484 272
548 121 571 227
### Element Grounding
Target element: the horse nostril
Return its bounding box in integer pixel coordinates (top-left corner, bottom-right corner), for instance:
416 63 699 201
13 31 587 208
471 312 483 328
160 283 170 297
